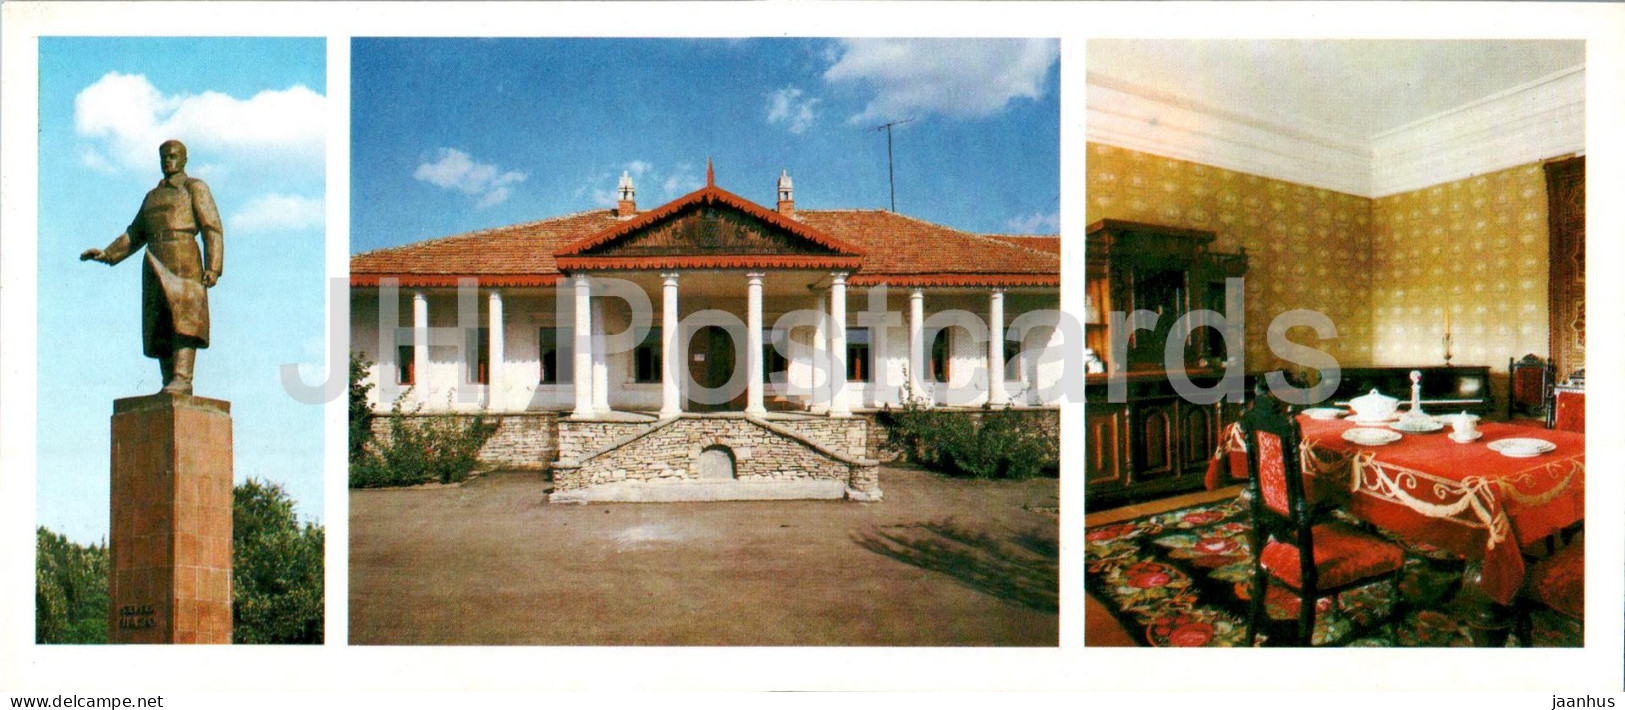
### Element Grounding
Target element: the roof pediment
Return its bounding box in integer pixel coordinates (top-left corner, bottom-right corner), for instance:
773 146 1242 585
554 185 864 271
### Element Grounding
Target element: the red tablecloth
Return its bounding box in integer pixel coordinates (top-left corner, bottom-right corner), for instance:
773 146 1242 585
1206 417 1584 605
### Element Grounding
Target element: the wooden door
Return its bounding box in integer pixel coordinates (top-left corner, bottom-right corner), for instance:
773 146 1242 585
1130 401 1177 482
687 325 739 412
1086 404 1127 489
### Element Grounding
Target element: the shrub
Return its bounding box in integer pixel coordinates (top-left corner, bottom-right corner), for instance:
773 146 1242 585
880 400 1058 480
350 393 496 488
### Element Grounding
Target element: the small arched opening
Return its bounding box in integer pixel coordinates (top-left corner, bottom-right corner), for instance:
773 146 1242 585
697 444 737 480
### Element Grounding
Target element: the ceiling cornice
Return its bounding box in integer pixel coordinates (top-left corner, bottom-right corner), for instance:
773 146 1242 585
1086 64 1586 199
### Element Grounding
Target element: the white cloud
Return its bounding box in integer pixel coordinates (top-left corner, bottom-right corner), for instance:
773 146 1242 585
661 163 703 197
230 193 325 233
823 39 1057 123
1005 212 1059 234
413 148 528 209
765 86 820 134
73 72 325 175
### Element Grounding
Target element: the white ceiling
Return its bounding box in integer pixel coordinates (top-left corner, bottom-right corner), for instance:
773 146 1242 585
1088 39 1585 142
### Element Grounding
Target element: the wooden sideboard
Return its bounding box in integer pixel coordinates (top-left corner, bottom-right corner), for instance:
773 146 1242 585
1086 220 1249 507
1087 371 1244 507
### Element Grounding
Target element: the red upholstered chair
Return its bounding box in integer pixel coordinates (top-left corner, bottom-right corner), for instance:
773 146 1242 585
1517 541 1583 646
1240 388 1406 646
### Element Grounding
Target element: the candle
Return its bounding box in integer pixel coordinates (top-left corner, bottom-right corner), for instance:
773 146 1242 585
1444 308 1451 336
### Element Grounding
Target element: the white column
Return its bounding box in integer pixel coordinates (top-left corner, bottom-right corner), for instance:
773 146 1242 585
571 275 594 418
412 290 430 400
591 297 609 414
745 272 767 415
660 272 682 417
908 288 925 404
827 273 850 417
988 289 1009 407
488 289 504 410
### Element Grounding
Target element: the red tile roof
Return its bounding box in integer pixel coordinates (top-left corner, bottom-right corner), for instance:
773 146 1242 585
352 195 1059 288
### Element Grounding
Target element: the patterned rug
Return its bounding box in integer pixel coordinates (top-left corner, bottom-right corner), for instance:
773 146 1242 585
1085 497 1582 647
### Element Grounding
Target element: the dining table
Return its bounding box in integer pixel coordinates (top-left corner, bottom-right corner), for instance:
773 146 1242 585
1206 413 1585 644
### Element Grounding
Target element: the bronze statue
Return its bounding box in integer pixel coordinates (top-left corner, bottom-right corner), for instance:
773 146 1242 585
81 139 223 395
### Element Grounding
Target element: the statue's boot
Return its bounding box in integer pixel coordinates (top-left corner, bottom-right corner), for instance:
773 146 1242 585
160 348 195 396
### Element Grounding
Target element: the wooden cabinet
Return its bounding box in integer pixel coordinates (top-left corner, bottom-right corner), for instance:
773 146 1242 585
1087 374 1241 507
1085 220 1248 509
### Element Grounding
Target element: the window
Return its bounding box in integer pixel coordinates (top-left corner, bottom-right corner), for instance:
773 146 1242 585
1004 335 1022 381
396 344 415 385
930 329 951 383
763 329 789 384
538 328 571 384
634 327 661 383
846 327 872 382
466 328 490 385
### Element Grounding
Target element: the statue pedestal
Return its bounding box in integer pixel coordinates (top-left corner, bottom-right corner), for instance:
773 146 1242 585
108 393 233 644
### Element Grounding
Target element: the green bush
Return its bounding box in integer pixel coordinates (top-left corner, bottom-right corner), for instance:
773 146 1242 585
233 480 324 644
880 401 1058 480
350 395 496 489
36 481 324 644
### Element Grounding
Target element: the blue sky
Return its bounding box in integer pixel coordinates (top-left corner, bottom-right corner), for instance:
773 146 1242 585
38 38 327 544
352 38 1059 253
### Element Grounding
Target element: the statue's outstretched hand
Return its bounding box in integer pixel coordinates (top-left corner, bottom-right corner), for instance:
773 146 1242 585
79 248 105 263
203 270 219 288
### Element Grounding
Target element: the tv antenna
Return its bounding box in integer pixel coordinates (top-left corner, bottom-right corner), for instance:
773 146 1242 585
873 117 914 212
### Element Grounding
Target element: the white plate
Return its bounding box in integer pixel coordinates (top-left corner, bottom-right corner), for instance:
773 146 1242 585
1349 414 1399 425
1342 428 1402 446
1449 431 1483 443
1302 408 1345 420
1392 419 1444 433
1487 438 1556 454
1499 448 1545 458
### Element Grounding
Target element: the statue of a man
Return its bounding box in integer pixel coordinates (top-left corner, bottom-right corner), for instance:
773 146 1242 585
81 139 223 396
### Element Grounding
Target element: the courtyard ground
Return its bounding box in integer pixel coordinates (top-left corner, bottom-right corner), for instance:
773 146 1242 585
349 466 1058 646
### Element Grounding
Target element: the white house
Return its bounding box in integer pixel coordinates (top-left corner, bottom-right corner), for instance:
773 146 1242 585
351 166 1062 502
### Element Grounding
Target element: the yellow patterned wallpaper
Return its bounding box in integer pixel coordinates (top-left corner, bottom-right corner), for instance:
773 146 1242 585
1086 143 1374 372
1086 142 1555 408
1370 162 1550 404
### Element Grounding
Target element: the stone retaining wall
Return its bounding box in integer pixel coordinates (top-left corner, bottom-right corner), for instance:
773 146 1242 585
552 415 879 500
368 413 560 470
773 418 868 460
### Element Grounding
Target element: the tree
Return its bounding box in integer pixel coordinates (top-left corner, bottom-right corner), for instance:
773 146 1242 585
34 528 108 644
233 479 324 644
37 481 325 644
349 350 376 464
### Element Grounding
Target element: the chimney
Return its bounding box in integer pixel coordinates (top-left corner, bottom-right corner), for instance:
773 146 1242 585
776 169 795 219
616 170 636 218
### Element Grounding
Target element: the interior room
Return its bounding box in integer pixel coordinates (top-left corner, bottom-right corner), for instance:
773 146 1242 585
1082 40 1585 647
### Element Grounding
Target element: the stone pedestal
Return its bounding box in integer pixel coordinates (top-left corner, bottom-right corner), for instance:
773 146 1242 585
108 393 233 644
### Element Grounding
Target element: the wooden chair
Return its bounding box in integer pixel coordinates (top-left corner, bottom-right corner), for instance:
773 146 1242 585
1240 387 1406 646
1506 354 1554 423
1517 538 1583 647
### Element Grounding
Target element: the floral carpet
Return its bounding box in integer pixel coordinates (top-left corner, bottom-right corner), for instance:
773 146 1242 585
1085 497 1582 647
